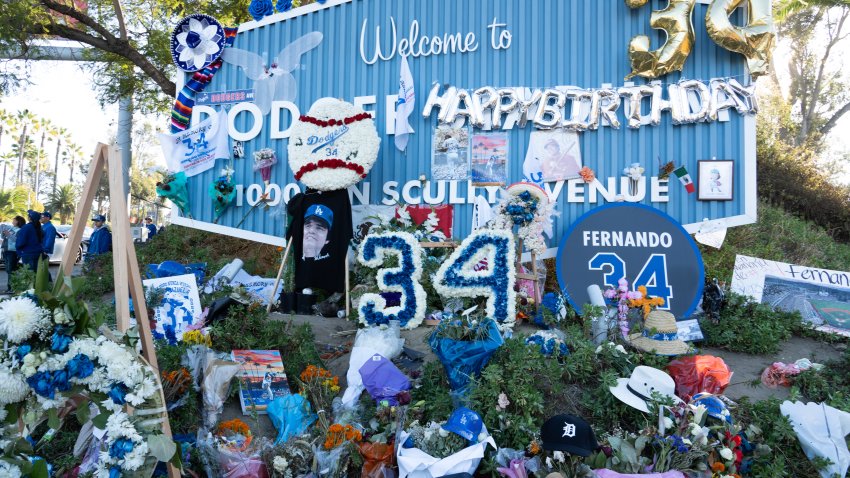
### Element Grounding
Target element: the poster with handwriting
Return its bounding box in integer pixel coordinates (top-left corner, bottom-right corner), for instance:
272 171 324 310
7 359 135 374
731 255 850 336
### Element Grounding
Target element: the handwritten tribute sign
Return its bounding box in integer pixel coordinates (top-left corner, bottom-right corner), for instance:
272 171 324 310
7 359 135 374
731 255 850 336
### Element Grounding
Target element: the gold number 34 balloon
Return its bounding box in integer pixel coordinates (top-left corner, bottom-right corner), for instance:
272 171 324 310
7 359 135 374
626 0 776 80
706 0 776 78
625 0 696 80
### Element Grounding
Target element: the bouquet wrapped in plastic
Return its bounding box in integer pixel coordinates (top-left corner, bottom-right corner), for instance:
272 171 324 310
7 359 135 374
267 394 317 445
157 171 191 216
428 317 503 395
340 323 405 408
209 166 236 223
253 148 278 187
397 421 496 478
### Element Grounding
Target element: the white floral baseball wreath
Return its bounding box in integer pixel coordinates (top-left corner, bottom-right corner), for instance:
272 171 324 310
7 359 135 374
288 98 381 191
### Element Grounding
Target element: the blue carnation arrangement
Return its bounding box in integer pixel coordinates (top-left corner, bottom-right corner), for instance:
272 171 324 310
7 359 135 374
357 232 427 329
525 331 570 357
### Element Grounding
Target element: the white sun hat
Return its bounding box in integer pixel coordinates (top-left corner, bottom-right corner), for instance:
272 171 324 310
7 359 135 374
609 365 683 413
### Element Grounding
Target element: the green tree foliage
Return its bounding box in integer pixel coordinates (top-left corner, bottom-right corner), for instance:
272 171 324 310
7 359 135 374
0 186 30 221
777 5 850 146
0 1 329 114
45 183 79 224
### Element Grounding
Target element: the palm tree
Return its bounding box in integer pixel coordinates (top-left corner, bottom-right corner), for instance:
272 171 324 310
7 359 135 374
67 143 84 185
52 127 68 194
14 110 36 186
45 184 78 224
0 111 17 190
0 187 29 221
0 153 16 190
32 118 55 201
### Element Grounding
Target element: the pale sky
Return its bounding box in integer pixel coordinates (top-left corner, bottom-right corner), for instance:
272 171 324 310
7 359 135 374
0 60 165 188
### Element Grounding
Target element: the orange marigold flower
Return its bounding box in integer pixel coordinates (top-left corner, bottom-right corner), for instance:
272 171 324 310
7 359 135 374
711 462 726 472
217 418 251 437
528 440 541 455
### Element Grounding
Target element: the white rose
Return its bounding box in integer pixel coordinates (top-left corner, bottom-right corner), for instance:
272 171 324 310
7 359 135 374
53 310 70 325
661 417 674 430
615 345 627 355
273 456 288 473
438 428 449 438
23 354 35 364
553 450 565 462
719 447 734 461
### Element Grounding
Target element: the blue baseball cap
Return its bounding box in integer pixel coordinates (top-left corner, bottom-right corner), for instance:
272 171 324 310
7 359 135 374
304 204 333 229
693 393 732 424
41 211 52 219
92 214 106 222
27 210 41 222
442 407 483 442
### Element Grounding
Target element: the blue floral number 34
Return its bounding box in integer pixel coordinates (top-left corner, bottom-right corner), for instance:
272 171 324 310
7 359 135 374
434 229 517 328
357 232 427 329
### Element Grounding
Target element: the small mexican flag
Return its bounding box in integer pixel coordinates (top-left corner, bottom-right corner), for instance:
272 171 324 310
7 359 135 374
673 166 695 194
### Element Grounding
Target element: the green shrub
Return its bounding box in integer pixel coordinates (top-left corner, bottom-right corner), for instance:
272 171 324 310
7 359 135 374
735 398 823 478
409 361 455 424
208 303 322 385
700 292 801 354
701 202 850 283
9 267 35 293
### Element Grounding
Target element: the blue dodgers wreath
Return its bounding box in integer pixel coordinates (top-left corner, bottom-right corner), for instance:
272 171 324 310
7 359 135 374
357 232 427 329
434 229 517 331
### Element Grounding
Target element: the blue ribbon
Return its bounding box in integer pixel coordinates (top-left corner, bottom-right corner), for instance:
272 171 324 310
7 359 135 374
642 330 678 341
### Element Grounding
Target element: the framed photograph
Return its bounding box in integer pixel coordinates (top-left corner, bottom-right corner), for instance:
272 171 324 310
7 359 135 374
523 130 583 183
697 160 734 201
431 126 470 180
471 132 509 186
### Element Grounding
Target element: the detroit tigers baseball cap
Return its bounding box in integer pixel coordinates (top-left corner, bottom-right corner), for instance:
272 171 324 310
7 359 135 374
540 414 598 456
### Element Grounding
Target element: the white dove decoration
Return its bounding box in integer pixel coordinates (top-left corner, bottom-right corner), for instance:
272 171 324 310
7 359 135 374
222 32 324 115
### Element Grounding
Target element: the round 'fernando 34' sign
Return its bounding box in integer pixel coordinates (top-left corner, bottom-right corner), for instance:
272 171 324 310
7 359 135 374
556 204 704 319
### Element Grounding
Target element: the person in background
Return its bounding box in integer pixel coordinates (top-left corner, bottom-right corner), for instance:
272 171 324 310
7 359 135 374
88 214 113 256
16 210 45 271
1 216 24 292
144 217 157 242
40 211 56 260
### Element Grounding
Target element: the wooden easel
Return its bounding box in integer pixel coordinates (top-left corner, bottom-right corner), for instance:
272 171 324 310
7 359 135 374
516 238 541 313
59 143 180 478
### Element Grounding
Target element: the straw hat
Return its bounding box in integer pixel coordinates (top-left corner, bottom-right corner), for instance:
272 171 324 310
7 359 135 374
628 310 690 356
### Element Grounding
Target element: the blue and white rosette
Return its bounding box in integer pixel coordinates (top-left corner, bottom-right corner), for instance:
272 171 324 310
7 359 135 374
525 330 570 357
170 14 226 72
